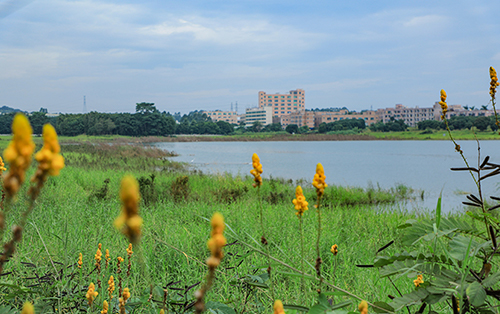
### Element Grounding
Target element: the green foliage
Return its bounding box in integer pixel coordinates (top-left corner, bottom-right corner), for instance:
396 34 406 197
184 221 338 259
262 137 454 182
171 175 190 203
286 124 299 134
369 120 408 132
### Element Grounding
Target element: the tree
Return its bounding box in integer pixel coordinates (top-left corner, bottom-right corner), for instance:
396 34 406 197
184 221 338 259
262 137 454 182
29 112 49 135
318 122 327 133
473 116 490 131
135 102 158 114
298 125 309 134
216 121 234 135
481 105 489 110
285 124 298 134
250 121 263 132
262 123 282 132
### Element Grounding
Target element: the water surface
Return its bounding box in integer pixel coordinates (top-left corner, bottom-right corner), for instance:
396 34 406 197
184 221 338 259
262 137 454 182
155 140 500 213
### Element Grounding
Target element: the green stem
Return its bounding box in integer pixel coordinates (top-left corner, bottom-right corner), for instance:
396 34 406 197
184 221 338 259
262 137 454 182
316 195 322 293
258 187 274 300
299 217 305 301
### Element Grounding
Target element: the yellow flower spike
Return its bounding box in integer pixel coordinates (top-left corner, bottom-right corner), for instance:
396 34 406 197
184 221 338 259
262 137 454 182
34 124 64 176
2 113 35 197
101 300 108 314
0 156 6 173
490 66 500 99
250 153 263 188
273 300 285 314
95 247 102 264
413 274 424 287
127 243 133 256
330 244 338 255
206 212 226 268
439 89 448 119
160 310 165 314
105 249 110 267
115 175 142 244
312 163 327 198
123 287 131 302
78 253 82 269
292 186 308 217
108 275 115 299
86 282 98 306
358 300 368 314
21 301 34 314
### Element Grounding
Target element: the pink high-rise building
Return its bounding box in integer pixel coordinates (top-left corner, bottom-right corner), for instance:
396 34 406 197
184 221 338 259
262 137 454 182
258 89 305 118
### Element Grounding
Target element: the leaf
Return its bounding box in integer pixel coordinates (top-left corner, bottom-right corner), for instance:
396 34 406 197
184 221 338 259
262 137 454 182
372 302 394 313
466 282 486 307
482 271 500 288
205 301 237 314
284 304 310 311
389 289 429 311
436 194 442 229
0 306 18 314
330 300 352 310
307 303 329 314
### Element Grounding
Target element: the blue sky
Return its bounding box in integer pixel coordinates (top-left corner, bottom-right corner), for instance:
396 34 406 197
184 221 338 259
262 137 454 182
0 0 499 114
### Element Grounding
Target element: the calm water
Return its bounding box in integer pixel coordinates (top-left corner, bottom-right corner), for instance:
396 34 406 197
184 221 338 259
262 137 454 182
154 140 500 212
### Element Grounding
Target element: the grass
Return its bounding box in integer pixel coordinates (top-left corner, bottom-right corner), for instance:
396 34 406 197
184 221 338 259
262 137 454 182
0 138 463 313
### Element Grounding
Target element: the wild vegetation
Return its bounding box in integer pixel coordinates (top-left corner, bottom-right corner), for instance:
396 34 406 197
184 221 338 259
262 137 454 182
0 67 500 314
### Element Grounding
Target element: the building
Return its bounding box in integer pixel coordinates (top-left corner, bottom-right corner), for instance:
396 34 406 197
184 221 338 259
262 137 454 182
258 89 305 118
434 102 496 120
202 110 238 124
242 107 273 126
314 110 379 127
376 104 436 127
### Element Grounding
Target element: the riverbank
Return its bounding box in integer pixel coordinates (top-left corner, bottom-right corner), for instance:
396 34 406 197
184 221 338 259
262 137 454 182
1 129 499 145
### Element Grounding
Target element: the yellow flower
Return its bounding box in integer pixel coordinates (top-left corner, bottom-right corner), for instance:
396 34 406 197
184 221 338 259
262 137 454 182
123 288 131 302
118 256 124 263
439 89 448 120
115 175 143 243
250 153 263 188
292 186 308 217
206 212 226 268
273 300 285 314
2 113 35 197
34 124 64 176
330 244 338 255
21 302 34 314
312 163 327 198
413 274 424 287
86 282 98 306
490 67 499 100
78 253 82 269
127 243 133 256
0 156 6 173
108 275 115 299
95 247 102 264
358 300 368 314
160 310 165 314
101 300 108 314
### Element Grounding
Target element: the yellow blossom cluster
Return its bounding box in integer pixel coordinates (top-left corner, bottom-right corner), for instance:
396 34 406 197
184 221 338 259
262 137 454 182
273 300 285 314
439 89 448 120
78 253 83 269
95 247 102 265
119 288 131 314
0 156 6 173
33 124 64 179
358 300 368 314
250 153 263 187
101 300 108 314
86 282 98 306
108 275 115 299
312 163 327 198
2 114 35 197
490 67 500 100
115 175 143 243
331 244 338 255
127 243 133 256
21 302 34 314
292 186 308 217
206 212 226 269
414 274 424 287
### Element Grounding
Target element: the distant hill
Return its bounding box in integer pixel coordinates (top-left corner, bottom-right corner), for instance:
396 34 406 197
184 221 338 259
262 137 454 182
0 106 23 114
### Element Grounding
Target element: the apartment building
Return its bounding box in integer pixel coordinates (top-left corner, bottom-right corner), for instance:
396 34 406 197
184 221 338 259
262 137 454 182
242 106 273 126
258 89 305 118
314 110 379 127
376 104 436 127
433 102 496 120
202 110 238 124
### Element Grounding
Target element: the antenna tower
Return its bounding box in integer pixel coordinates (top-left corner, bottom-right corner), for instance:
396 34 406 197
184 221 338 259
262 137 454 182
83 95 87 113
235 101 238 113
231 102 233 112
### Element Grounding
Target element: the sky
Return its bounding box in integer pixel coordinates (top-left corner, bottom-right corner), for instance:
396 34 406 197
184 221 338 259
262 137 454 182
0 0 499 115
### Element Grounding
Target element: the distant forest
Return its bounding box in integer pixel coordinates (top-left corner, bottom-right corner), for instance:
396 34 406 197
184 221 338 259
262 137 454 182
0 103 234 136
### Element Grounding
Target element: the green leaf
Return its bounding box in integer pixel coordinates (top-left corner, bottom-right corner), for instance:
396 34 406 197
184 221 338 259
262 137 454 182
205 301 237 314
482 271 500 288
0 306 17 314
389 289 428 311
330 300 352 310
284 304 310 311
449 235 475 261
436 194 442 229
372 301 395 313
466 282 487 307
307 303 329 314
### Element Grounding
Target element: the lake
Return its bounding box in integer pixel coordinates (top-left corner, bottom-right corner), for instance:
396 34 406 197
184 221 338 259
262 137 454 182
154 140 500 213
